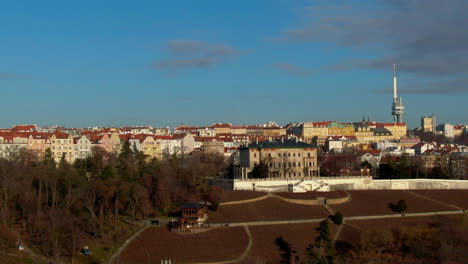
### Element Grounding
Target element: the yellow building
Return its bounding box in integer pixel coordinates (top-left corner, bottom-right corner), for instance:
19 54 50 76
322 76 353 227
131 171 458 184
421 115 436 132
231 126 247 135
301 122 330 139
50 131 74 163
328 122 355 136
378 123 407 139
142 135 162 160
371 127 393 141
234 138 320 179
109 132 122 154
354 123 374 143
213 123 231 135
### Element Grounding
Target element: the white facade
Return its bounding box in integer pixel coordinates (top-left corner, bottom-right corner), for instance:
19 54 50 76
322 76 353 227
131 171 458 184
227 177 468 193
437 124 454 139
198 127 216 137
129 138 143 152
327 140 343 152
0 136 28 159
74 135 92 160
223 141 235 148
373 141 397 151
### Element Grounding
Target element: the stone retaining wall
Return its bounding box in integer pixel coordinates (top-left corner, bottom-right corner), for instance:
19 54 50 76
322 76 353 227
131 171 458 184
224 177 468 192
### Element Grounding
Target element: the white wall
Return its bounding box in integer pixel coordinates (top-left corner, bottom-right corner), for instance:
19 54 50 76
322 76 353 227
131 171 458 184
230 177 468 192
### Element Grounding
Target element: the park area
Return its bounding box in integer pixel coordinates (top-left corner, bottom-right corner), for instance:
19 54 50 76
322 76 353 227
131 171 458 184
329 190 456 216
208 197 329 223
116 226 249 263
116 189 468 263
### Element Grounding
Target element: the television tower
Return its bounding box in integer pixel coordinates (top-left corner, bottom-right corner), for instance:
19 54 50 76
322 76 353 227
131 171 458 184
391 64 404 123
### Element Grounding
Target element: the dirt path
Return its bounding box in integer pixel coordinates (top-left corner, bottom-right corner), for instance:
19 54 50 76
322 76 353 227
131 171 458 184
225 210 464 227
405 190 464 211
190 226 253 264
106 224 152 264
332 223 345 244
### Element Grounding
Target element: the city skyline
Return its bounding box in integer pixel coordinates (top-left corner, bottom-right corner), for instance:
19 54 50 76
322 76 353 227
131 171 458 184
1 0 467 128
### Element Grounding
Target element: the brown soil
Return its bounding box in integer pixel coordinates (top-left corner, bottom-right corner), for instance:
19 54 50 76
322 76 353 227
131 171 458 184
330 190 454 216
242 222 339 264
338 215 465 245
208 197 329 223
410 189 468 209
117 226 248 264
221 190 268 202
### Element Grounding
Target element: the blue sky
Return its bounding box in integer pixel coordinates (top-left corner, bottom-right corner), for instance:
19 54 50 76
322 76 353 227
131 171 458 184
1 0 467 129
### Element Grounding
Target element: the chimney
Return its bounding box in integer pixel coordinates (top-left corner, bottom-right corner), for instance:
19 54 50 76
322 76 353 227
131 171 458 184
281 137 284 143
255 137 258 144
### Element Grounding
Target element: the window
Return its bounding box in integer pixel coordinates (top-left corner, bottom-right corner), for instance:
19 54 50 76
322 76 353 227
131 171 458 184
288 153 291 157
278 153 281 157
308 153 311 157
298 162 301 167
254 153 256 158
298 153 301 157
293 153 296 157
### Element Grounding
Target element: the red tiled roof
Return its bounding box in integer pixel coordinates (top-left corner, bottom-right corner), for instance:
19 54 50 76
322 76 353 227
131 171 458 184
175 126 199 131
172 133 189 139
376 123 406 128
89 135 103 143
119 134 132 142
412 143 426 148
12 125 36 132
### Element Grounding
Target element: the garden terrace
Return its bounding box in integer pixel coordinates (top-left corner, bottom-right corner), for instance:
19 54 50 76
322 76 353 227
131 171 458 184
117 226 249 264
337 215 465 246
221 190 267 202
242 223 338 264
208 197 329 223
410 189 468 210
330 190 455 217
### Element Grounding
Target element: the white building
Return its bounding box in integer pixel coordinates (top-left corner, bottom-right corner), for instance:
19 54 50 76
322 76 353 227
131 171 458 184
198 127 216 137
157 133 195 156
74 135 92 160
437 124 454 139
0 134 28 159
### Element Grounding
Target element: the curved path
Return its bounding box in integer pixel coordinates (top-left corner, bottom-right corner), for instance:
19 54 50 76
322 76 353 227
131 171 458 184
220 191 351 206
110 190 465 264
190 226 252 264
107 225 153 264
225 210 465 227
